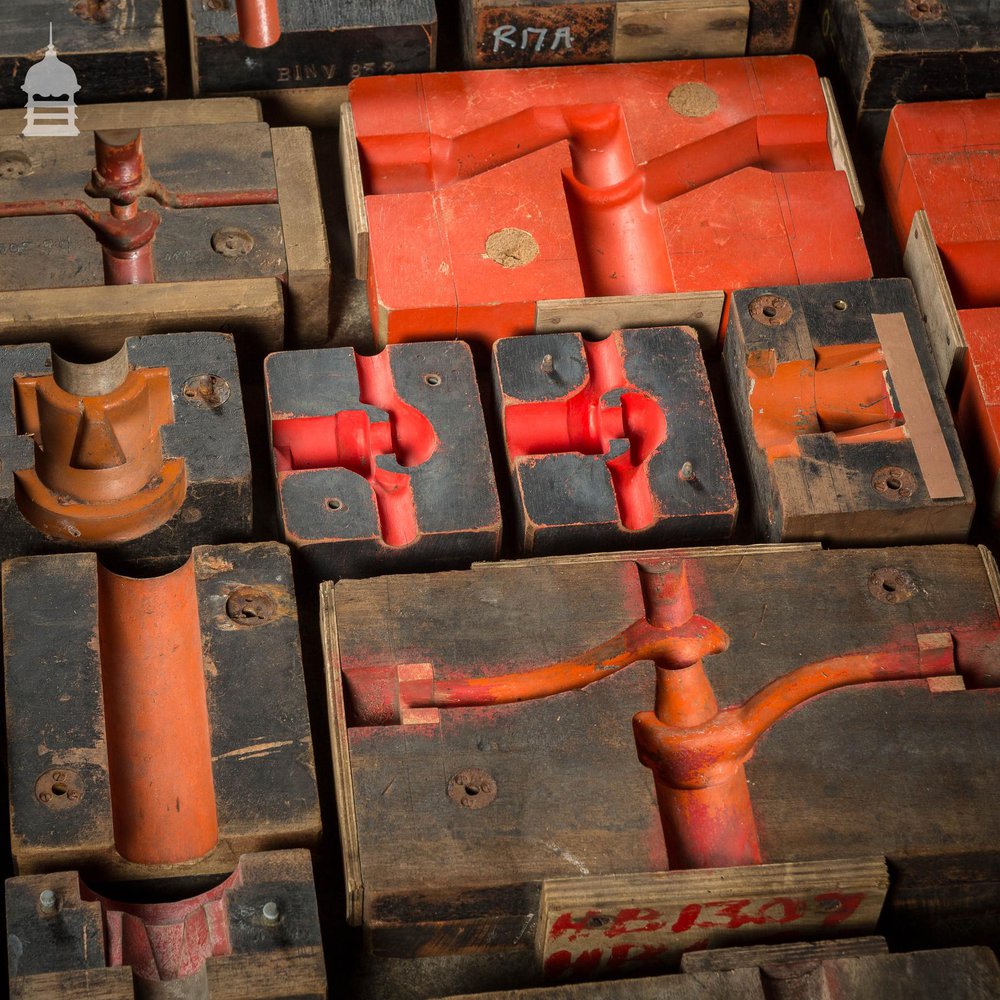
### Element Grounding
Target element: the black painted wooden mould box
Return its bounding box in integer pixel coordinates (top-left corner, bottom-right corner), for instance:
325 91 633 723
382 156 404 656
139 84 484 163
0 119 329 352
323 543 1000 971
492 327 737 555
5 849 327 999
820 0 1000 147
187 0 437 95
0 1 166 110
3 542 321 883
724 279 974 545
265 342 501 580
0 332 251 564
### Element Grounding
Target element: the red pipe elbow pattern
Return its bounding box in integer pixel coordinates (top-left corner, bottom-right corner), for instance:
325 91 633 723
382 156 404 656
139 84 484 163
347 560 961 870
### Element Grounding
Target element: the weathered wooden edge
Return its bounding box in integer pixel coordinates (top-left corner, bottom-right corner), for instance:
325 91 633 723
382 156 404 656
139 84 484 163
341 102 370 282
680 934 889 972
475 541 822 572
10 968 134 1000
903 209 966 392
205 945 327 999
319 579 365 927
0 278 285 355
535 291 725 350
821 77 865 216
535 856 889 972
0 97 262 136
978 545 1000 622
611 0 749 61
271 126 333 348
225 85 351 129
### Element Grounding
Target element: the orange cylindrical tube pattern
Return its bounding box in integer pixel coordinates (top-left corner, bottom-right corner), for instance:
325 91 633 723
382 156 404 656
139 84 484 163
98 560 218 866
236 0 281 48
654 767 762 870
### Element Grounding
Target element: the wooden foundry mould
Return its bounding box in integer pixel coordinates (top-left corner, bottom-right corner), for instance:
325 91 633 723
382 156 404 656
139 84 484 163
0 333 251 563
3 541 320 882
187 0 437 95
439 939 1000 999
492 326 737 555
6 849 326 999
265 342 501 579
881 98 1000 527
0 2 166 109
457 0 748 69
725 279 974 544
341 56 869 348
0 113 329 354
820 0 1000 147
323 543 1000 978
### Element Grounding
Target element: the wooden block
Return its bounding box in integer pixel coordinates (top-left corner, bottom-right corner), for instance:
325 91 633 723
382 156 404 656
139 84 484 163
535 292 724 351
3 543 321 882
437 945 1000 998
747 0 804 53
6 850 326 999
612 1 749 61
350 58 871 349
493 327 737 555
265 342 501 579
679 933 889 970
0 97 263 137
0 279 285 360
535 858 886 979
323 543 1000 963
882 98 1000 525
903 211 966 392
0 333 251 563
341 102 370 282
188 0 436 95
0 119 329 349
724 279 975 544
821 77 865 215
271 127 332 347
821 0 1000 143
0 2 165 110
459 1 747 68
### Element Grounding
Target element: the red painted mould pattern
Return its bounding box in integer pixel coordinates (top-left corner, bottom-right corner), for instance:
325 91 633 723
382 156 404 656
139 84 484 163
748 343 905 462
350 57 872 345
346 561 964 871
0 129 277 286
504 335 667 530
272 350 439 547
82 867 240 986
882 99 1000 516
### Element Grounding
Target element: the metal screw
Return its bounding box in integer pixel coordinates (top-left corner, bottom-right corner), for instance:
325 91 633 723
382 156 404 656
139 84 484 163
679 461 696 482
424 373 442 387
261 900 280 925
182 374 231 409
39 889 58 913
211 227 254 257
226 586 276 626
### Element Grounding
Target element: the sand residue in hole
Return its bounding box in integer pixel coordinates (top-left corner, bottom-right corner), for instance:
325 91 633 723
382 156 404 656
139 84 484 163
484 228 539 268
668 82 719 118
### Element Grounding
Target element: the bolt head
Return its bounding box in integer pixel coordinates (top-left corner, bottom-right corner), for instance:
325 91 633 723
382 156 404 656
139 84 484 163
262 900 280 924
39 889 58 912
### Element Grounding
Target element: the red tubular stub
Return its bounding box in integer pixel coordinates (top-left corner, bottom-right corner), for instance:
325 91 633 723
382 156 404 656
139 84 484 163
237 0 282 48
97 559 219 866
